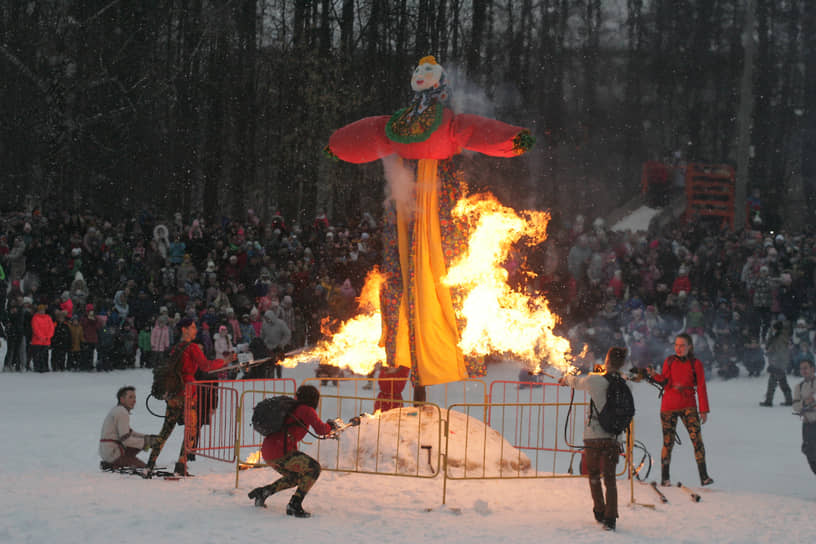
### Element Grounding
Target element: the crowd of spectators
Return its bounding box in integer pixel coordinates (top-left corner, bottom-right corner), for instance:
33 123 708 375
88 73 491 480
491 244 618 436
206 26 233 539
539 213 816 381
2 205 815 387
0 207 379 373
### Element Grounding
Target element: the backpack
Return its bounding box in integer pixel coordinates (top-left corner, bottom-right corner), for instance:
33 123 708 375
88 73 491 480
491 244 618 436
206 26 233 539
251 396 300 436
150 341 190 400
591 374 635 435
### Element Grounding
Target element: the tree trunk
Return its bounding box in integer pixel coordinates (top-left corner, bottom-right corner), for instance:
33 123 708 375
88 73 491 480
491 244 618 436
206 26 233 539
801 0 816 220
734 0 757 230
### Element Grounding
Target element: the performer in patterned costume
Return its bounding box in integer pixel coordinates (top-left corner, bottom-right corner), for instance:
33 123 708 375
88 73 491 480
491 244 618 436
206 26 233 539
326 56 534 389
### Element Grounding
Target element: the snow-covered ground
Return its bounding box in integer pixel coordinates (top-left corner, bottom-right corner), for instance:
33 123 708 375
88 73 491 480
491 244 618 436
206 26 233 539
0 358 813 544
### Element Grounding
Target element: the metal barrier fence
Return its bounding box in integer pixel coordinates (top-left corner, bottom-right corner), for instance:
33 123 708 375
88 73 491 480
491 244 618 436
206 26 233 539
183 382 239 463
488 380 588 457
442 402 634 504
184 378 296 468
183 377 635 505
233 383 446 487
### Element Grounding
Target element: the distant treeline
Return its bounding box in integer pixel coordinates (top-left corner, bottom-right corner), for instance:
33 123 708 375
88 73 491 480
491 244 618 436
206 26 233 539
2 1 814 227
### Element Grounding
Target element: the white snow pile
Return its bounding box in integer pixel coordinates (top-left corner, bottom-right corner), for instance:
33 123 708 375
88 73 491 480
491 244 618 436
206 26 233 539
323 405 530 476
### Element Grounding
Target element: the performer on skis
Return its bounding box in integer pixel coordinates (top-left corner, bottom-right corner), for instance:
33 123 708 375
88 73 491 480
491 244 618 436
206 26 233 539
647 333 714 487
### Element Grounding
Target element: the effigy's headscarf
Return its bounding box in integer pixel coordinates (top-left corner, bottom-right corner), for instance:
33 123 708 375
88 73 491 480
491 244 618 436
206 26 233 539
386 56 451 144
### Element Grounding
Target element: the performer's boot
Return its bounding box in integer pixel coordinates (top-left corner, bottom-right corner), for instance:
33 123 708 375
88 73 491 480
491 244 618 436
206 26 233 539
698 462 713 486
248 485 275 507
286 495 311 518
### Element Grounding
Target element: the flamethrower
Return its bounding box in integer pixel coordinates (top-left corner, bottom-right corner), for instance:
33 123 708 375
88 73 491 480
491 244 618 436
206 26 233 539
325 415 363 439
628 366 665 396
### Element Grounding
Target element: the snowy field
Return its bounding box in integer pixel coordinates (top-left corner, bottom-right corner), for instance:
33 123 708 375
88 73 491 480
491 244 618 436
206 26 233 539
0 357 814 544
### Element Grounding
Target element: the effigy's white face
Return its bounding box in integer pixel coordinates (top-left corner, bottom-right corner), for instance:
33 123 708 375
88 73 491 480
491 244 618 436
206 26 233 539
411 62 443 92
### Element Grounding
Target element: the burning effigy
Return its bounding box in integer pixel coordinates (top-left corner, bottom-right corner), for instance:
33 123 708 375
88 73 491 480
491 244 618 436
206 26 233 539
315 55 575 387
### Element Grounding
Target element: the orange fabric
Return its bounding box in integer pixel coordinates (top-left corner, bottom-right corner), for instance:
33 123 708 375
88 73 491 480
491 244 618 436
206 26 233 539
393 187 412 369
409 160 468 385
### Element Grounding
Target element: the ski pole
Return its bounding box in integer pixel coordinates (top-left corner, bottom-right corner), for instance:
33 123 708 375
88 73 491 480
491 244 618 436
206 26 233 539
649 481 668 503
677 482 701 502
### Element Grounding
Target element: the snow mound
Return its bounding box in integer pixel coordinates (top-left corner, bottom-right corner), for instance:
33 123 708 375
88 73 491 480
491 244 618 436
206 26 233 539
319 405 530 476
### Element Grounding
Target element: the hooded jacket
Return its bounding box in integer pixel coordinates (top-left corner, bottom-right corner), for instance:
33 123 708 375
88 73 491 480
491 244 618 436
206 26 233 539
31 313 56 346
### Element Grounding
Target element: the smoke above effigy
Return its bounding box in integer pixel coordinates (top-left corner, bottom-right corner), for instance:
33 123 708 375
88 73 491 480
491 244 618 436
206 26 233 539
282 190 576 376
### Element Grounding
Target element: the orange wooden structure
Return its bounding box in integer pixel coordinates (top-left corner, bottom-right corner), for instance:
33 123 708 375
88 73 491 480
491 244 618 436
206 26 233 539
683 163 736 228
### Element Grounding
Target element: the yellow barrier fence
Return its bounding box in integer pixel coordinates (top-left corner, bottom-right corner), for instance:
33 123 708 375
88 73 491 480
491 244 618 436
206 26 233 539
188 377 639 506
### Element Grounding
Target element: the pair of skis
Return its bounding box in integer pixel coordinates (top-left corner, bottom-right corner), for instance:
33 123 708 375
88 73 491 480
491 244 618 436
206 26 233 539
648 481 702 503
100 464 180 480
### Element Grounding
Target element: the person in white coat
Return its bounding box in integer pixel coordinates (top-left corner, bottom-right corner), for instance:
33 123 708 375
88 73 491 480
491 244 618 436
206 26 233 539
99 386 156 469
559 347 628 532
793 358 816 475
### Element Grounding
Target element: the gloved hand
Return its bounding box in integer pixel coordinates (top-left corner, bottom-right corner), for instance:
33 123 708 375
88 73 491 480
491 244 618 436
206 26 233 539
349 416 361 427
326 419 339 431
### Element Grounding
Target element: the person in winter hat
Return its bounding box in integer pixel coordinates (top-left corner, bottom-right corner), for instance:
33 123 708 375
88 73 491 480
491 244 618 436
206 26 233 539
248 385 335 517
261 310 291 379
760 320 793 407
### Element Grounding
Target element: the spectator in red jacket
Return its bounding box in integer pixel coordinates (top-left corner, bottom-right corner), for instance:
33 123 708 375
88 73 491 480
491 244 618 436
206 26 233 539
648 333 713 487
30 304 55 372
59 291 73 319
671 265 692 295
79 308 101 371
249 385 334 518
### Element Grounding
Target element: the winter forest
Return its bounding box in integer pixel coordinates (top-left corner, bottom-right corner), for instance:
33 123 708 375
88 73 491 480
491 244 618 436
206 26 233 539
2 0 815 228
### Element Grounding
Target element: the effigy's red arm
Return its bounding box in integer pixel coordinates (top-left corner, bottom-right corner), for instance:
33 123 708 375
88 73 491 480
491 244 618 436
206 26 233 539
451 113 535 157
326 115 394 164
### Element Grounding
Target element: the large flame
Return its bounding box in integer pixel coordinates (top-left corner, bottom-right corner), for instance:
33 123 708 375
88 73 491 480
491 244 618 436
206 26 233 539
281 192 574 375
444 194 573 374
282 268 387 374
